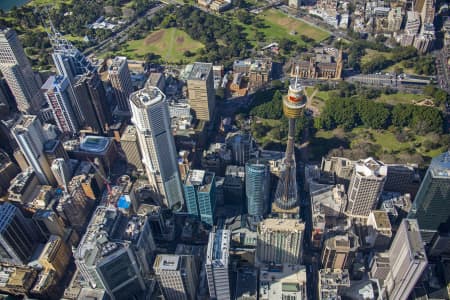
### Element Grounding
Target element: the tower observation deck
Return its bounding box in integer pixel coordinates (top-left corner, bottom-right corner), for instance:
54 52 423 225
273 67 306 213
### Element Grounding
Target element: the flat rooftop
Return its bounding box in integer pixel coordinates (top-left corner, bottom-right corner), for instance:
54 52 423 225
154 254 180 272
259 218 305 232
206 229 231 266
79 135 110 153
187 62 212 81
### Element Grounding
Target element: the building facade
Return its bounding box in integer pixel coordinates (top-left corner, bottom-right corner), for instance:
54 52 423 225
120 125 144 172
13 115 56 185
183 170 216 226
108 56 133 112
245 161 270 217
153 254 198 300
186 62 215 122
385 219 427 300
346 158 387 218
42 75 79 135
0 28 43 113
257 218 304 264
0 203 38 265
408 151 450 244
206 229 231 300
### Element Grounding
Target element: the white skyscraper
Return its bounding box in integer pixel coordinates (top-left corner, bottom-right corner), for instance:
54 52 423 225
130 83 184 210
0 28 44 113
42 75 79 135
51 158 72 192
346 157 387 218
385 219 427 300
205 229 231 300
13 115 55 185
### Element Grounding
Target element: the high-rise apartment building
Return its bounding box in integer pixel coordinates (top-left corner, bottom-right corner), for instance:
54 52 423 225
0 203 38 265
154 254 199 300
183 170 216 226
130 83 184 210
13 115 56 185
385 219 427 300
388 7 404 32
73 72 111 134
120 125 144 172
408 151 450 244
109 56 133 112
257 218 304 264
414 0 435 24
345 157 387 218
288 0 302 9
186 62 215 121
0 150 20 196
245 160 270 217
0 28 43 113
206 229 231 300
42 75 79 134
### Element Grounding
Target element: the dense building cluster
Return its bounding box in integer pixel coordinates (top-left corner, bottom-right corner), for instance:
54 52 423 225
0 0 448 298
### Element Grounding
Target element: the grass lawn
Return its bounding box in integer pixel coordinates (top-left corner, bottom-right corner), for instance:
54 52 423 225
374 93 429 105
260 9 330 43
28 0 72 6
383 61 417 75
361 49 393 64
311 127 447 162
121 28 204 63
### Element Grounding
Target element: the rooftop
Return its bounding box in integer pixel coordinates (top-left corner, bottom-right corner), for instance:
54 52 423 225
75 206 149 266
370 210 391 230
259 264 307 300
108 56 127 72
130 85 165 108
354 157 387 178
206 229 230 266
259 218 305 233
187 62 212 81
79 135 110 153
154 254 181 272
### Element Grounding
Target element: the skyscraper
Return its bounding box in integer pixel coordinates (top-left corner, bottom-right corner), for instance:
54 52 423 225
0 28 44 113
96 247 147 300
408 150 450 244
245 160 270 217
120 125 144 172
273 67 306 216
42 75 79 135
345 157 387 218
130 83 184 210
206 229 231 300
73 72 112 134
12 115 56 185
0 202 37 265
385 219 427 300
257 218 304 264
154 254 199 300
109 56 133 112
186 62 215 121
51 158 72 192
49 26 94 83
183 170 216 226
